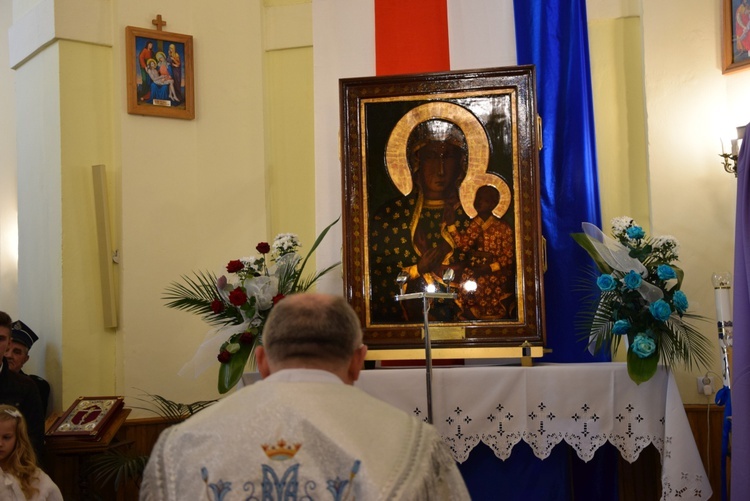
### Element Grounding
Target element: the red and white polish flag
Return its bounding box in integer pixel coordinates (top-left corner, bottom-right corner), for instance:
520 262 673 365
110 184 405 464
312 0 516 291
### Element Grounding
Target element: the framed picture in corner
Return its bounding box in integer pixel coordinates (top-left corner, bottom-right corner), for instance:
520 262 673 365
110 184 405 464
125 26 195 119
723 0 750 73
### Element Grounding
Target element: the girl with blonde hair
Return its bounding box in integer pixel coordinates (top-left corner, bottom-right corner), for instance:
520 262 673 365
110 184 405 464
0 405 62 500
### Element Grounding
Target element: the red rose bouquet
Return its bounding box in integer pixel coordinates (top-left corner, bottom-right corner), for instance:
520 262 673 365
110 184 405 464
165 218 340 393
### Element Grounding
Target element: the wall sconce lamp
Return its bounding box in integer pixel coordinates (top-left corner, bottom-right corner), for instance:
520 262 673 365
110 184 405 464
720 125 746 176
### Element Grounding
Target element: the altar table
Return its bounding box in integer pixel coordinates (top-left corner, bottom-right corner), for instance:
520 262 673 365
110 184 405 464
355 362 711 500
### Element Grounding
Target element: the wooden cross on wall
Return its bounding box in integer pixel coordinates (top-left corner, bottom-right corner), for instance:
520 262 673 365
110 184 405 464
152 14 167 31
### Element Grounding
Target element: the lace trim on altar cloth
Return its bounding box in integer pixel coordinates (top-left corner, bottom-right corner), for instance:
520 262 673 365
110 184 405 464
354 364 711 501
417 399 671 464
440 432 707 500
412 401 710 501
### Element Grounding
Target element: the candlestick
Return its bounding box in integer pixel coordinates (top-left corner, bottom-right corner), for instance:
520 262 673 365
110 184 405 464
713 272 732 321
712 271 733 388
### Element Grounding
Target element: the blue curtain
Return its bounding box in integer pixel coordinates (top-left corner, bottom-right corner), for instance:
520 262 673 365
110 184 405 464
513 0 607 364
503 3 617 499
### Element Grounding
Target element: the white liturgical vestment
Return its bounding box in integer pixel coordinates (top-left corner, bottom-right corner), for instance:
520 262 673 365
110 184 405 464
140 369 469 501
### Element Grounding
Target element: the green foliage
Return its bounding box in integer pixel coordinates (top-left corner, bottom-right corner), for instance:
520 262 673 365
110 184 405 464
86 392 217 495
218 340 257 394
131 390 217 422
163 270 243 326
626 348 659 384
660 314 714 373
571 233 614 275
290 217 341 292
86 446 149 492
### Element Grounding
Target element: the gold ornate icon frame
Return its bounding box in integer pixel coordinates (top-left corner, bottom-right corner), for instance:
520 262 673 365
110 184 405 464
340 66 547 361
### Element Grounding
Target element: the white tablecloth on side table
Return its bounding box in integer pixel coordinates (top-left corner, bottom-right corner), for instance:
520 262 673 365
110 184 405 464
355 362 711 500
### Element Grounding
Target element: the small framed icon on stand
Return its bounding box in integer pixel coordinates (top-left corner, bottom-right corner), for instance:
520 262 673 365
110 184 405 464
46 396 126 441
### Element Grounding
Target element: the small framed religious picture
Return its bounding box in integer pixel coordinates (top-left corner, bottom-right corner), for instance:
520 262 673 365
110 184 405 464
723 0 750 73
125 22 195 119
46 396 125 439
340 65 547 362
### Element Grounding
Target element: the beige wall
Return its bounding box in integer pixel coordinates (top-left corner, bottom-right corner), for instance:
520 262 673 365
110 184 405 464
1 0 748 412
59 40 117 403
589 17 649 231
642 1 742 402
264 46 316 244
116 0 315 407
114 1 271 406
264 1 316 244
589 1 748 403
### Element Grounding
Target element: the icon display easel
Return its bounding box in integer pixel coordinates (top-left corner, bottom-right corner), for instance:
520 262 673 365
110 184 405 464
394 289 456 424
393 270 457 424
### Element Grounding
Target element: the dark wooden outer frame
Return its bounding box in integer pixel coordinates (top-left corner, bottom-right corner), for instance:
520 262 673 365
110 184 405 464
723 0 750 73
340 66 546 361
125 26 195 119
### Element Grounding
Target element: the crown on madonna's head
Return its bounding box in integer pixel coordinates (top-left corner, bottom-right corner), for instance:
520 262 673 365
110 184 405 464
408 119 467 154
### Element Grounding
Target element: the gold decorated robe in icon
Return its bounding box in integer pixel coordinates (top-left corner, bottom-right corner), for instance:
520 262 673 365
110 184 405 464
450 215 516 320
369 191 472 323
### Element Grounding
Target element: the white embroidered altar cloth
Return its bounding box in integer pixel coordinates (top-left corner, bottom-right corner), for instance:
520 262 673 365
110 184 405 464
355 362 711 500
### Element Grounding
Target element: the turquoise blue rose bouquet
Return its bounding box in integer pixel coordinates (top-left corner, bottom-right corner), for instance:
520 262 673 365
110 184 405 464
164 218 340 393
573 217 712 383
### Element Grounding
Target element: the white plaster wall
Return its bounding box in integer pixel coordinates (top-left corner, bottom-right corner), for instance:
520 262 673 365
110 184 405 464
13 44 63 387
312 0 376 295
0 0 19 317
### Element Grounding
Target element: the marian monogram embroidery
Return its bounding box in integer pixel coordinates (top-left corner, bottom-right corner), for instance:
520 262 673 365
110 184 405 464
200 440 361 501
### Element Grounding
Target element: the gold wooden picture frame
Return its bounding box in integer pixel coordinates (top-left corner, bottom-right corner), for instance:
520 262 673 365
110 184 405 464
125 26 195 119
340 66 546 361
723 0 750 73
